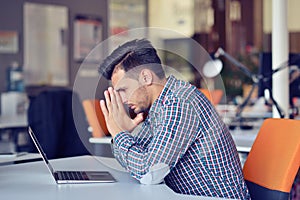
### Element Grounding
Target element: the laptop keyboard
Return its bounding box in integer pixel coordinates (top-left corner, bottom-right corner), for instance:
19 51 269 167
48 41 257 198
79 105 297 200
58 171 88 180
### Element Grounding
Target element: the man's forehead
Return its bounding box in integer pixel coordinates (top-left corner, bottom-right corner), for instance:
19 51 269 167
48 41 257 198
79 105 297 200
111 68 126 87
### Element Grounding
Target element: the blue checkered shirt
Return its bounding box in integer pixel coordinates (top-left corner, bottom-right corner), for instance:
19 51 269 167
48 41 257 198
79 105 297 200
112 75 250 199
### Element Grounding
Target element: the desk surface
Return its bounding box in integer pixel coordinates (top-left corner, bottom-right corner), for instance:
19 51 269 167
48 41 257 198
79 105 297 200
90 127 259 153
0 155 233 200
230 128 259 152
89 137 111 144
0 114 28 129
0 153 41 165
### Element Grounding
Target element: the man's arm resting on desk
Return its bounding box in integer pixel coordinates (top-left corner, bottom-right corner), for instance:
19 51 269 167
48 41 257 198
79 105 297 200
111 134 170 185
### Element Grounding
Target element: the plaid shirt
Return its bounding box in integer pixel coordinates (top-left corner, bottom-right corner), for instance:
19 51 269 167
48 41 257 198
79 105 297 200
112 75 250 199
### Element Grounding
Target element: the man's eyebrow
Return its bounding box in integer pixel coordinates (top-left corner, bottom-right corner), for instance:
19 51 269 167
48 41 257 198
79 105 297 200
115 87 126 92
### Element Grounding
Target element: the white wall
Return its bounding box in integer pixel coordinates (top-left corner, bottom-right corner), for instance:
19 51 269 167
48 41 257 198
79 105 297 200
149 0 194 37
264 0 300 33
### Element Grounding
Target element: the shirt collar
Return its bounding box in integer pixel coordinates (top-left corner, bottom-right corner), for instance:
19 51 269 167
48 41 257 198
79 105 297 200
149 75 177 114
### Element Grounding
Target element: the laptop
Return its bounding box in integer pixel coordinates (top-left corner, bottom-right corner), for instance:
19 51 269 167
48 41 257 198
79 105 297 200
28 127 116 184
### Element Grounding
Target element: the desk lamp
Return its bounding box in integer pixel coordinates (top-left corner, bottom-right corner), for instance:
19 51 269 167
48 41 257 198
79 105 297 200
203 48 287 119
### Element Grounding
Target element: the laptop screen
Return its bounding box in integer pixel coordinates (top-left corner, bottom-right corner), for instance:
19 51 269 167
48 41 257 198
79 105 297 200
28 127 55 174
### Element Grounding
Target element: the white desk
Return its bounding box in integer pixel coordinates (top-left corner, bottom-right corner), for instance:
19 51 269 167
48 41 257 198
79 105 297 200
89 127 259 155
0 155 233 200
230 128 259 153
0 114 28 152
0 114 28 129
0 153 41 165
89 137 111 144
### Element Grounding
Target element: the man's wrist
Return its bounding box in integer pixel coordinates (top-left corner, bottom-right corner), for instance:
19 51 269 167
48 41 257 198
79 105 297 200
111 131 123 144
110 127 123 138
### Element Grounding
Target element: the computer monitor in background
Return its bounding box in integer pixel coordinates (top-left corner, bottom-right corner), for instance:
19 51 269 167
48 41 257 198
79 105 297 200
258 52 300 105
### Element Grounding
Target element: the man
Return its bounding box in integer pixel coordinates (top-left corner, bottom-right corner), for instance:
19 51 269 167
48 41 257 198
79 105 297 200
98 39 250 199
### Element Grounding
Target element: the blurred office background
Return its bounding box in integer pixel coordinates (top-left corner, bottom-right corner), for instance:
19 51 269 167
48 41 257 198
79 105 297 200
1 0 300 103
1 0 300 149
1 0 300 198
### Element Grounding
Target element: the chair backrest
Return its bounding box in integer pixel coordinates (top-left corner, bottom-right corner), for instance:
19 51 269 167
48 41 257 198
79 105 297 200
243 118 300 200
82 99 109 138
28 89 91 159
199 89 223 105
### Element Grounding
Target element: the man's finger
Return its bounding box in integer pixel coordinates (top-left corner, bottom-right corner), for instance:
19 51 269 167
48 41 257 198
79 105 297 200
133 113 144 126
108 87 118 110
104 90 112 113
100 100 109 120
114 90 125 113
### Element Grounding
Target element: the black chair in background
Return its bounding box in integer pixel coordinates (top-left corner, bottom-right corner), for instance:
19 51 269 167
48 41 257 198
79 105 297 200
27 88 92 159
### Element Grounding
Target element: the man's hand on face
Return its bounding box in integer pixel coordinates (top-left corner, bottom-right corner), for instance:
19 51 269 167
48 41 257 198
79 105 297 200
100 87 144 138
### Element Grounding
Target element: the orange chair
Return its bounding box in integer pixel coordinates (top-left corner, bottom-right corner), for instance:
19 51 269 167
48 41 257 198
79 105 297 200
199 89 223 105
243 118 300 200
82 99 109 138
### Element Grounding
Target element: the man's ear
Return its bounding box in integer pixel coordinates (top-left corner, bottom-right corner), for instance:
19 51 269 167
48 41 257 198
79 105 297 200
139 69 153 86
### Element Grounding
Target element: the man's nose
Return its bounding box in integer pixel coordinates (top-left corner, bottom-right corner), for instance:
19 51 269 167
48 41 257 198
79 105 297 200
120 93 128 104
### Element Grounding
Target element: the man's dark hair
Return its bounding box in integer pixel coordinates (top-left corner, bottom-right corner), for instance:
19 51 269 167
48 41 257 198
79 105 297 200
98 39 165 80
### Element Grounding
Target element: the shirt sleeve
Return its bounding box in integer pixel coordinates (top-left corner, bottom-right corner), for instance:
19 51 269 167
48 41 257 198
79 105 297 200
113 98 200 180
111 138 127 169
